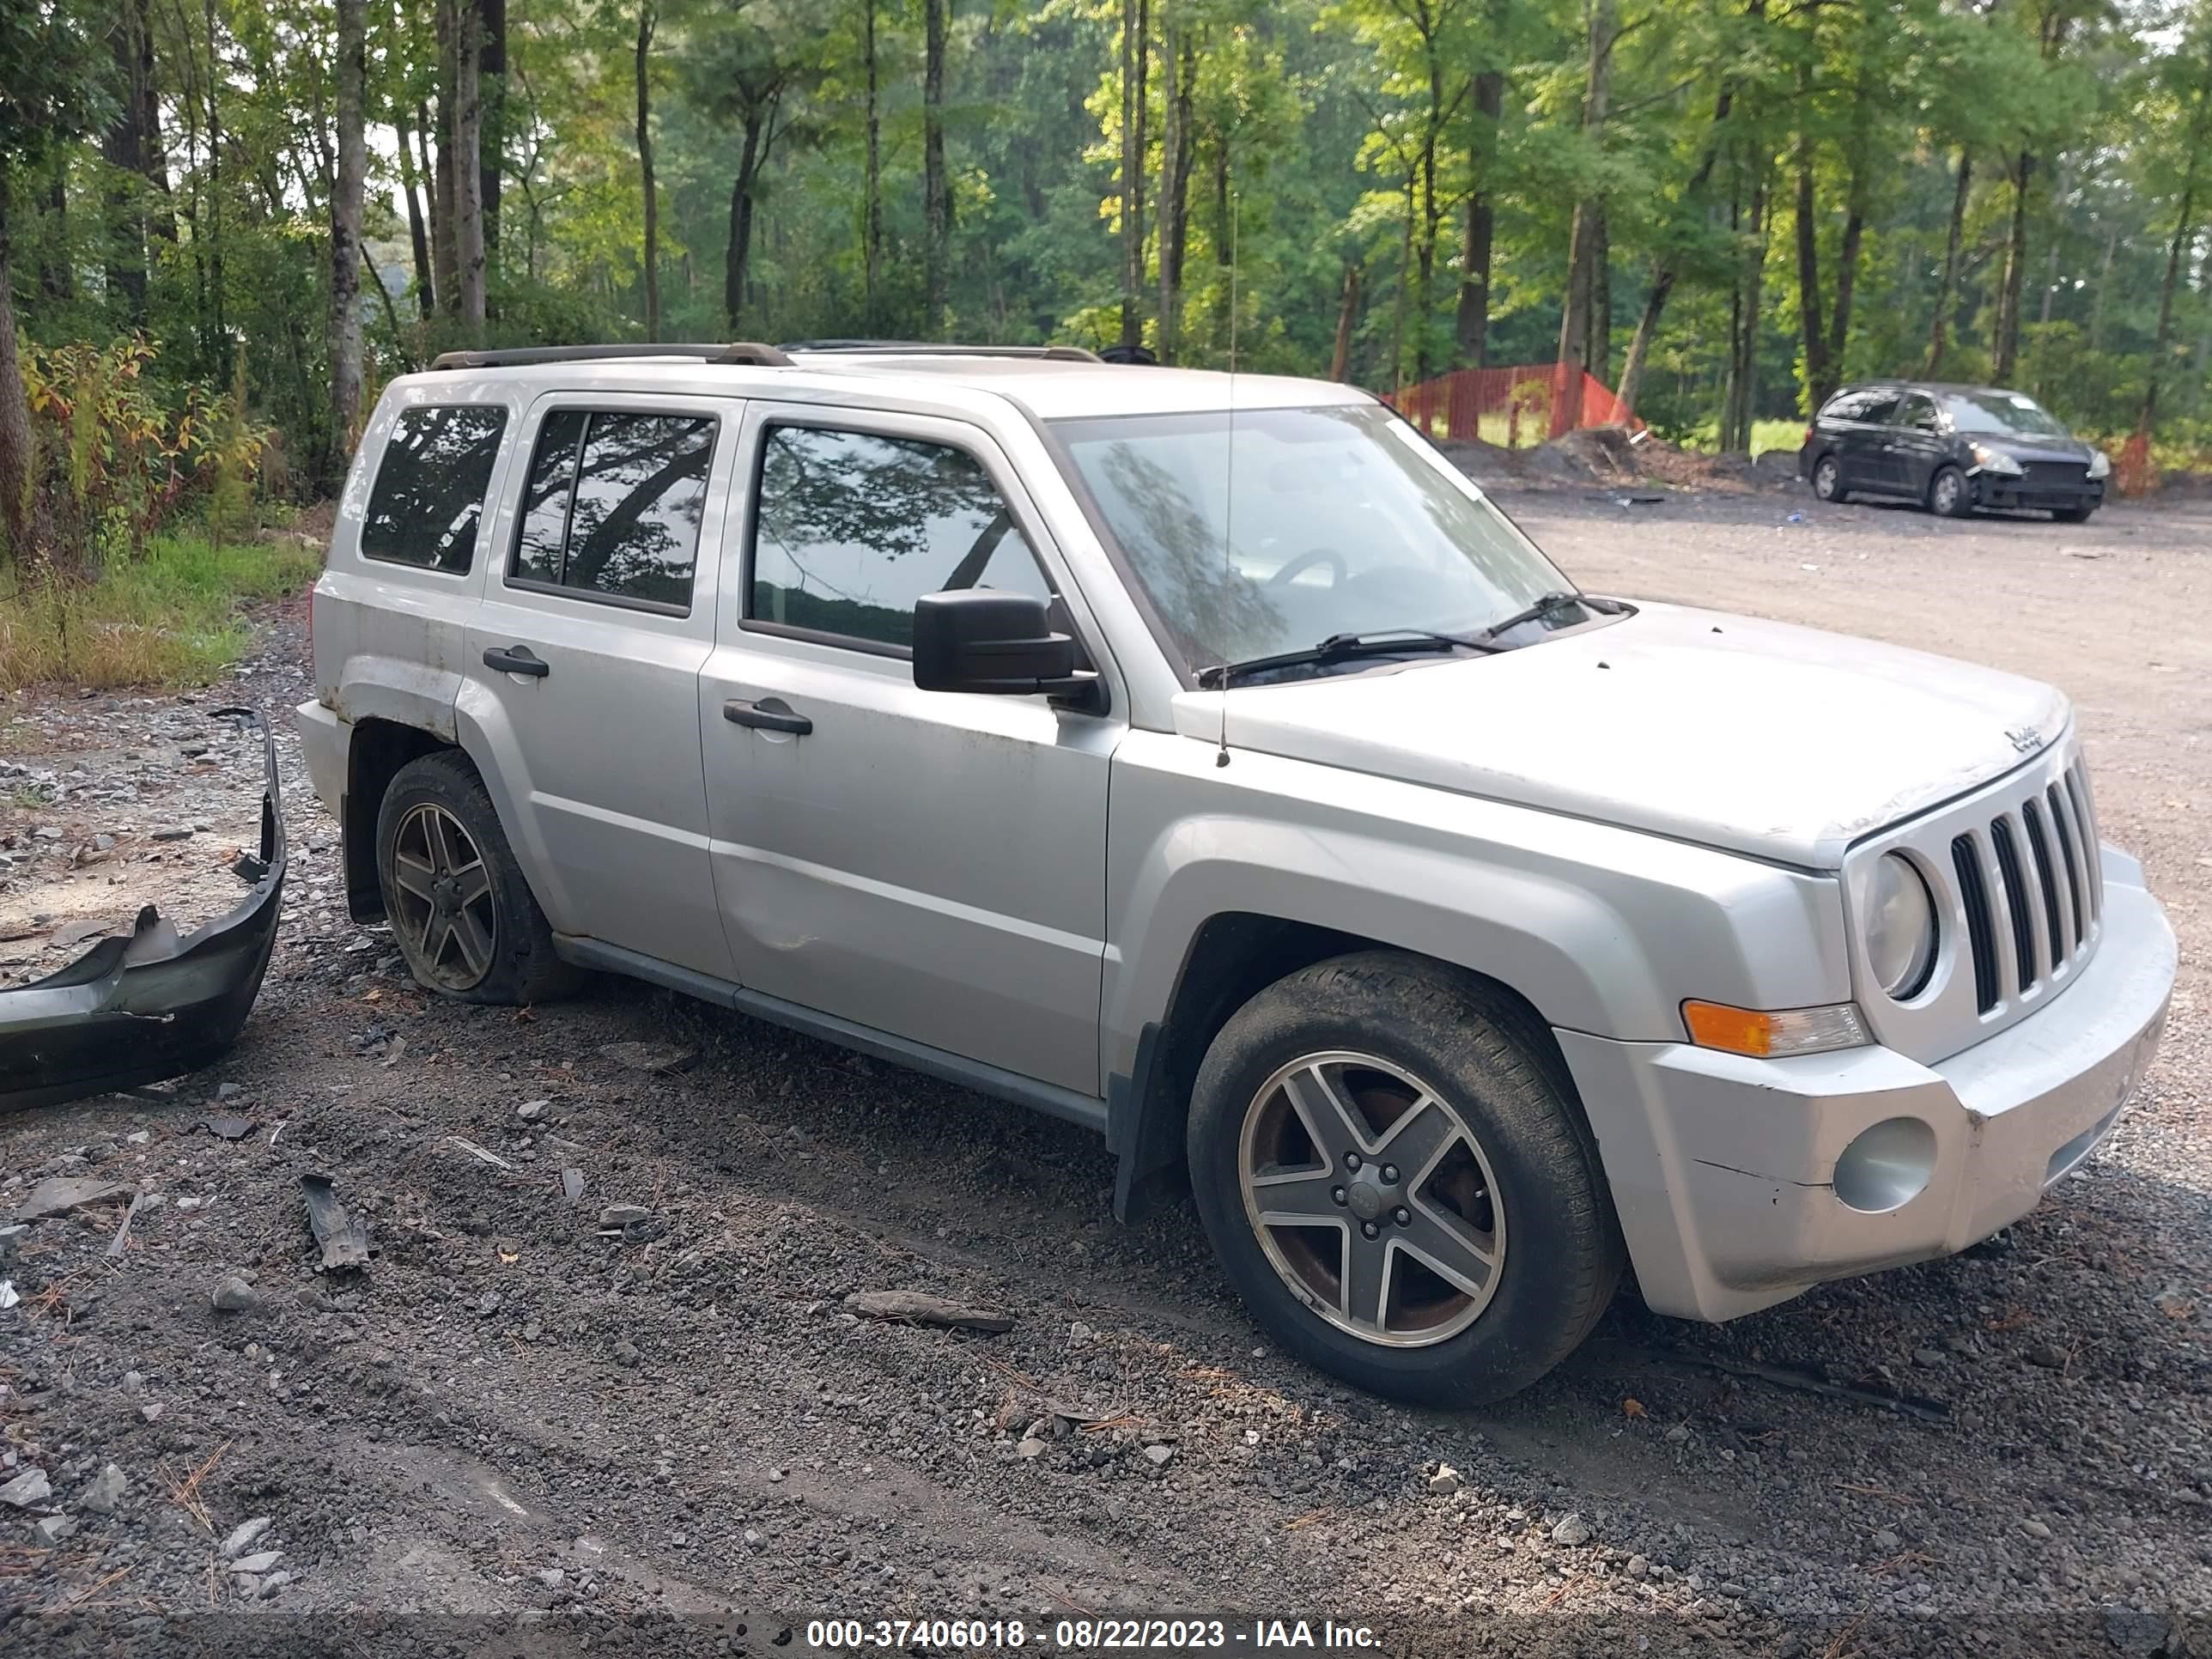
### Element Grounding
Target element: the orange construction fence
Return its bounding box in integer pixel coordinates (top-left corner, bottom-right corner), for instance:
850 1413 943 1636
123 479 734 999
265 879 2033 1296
1387 362 1642 447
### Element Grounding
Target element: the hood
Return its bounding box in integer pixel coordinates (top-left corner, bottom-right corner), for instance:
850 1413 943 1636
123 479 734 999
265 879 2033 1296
1177 603 2069 869
1972 430 2095 466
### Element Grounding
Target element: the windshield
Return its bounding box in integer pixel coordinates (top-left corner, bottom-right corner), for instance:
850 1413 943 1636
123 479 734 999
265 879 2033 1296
1942 391 2070 439
1051 404 1577 676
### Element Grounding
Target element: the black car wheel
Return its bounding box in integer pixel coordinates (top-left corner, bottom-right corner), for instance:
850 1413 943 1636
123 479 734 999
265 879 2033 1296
1929 465 1972 518
376 750 580 1006
1186 951 1623 1406
1811 453 1848 503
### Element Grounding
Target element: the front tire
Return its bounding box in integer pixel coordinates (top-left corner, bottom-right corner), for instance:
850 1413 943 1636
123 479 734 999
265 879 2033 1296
1811 453 1848 503
1186 951 1623 1406
1929 465 1972 518
375 750 579 1006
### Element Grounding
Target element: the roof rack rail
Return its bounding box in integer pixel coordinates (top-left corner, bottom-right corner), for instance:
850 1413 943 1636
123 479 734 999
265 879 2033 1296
779 340 1103 364
428 342 793 371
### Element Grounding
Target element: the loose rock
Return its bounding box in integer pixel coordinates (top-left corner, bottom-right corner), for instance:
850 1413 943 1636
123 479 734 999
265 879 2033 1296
210 1274 264 1314
221 1516 273 1559
18 1175 137 1222
0 1468 52 1508
82 1462 127 1513
1427 1465 1462 1495
1550 1513 1593 1547
845 1289 1014 1334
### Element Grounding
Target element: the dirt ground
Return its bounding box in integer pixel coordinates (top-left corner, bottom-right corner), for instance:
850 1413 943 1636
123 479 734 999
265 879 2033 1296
1 491 2207 1659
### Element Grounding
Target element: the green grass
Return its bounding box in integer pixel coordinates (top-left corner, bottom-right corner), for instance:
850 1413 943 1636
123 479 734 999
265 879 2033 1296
0 529 323 692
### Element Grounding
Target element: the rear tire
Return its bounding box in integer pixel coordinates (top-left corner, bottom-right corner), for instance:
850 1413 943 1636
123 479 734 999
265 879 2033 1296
1811 453 1849 503
1185 951 1623 1406
375 750 580 1006
1929 465 1972 518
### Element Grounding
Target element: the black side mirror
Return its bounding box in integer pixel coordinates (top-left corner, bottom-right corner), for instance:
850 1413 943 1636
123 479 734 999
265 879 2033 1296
913 590 1101 708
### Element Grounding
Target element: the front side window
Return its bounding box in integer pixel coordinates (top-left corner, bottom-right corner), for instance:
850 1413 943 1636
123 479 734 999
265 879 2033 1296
749 424 1052 649
1051 404 1576 675
1895 392 1939 431
508 410 715 611
361 404 507 573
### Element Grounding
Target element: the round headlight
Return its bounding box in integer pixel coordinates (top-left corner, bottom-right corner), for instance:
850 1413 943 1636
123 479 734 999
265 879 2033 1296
1866 853 1938 1000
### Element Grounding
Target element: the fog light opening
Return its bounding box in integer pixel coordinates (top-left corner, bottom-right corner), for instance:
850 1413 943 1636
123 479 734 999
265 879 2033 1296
1832 1116 1938 1214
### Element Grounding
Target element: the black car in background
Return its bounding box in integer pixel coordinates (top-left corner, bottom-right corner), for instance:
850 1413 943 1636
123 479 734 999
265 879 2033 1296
1798 382 2109 522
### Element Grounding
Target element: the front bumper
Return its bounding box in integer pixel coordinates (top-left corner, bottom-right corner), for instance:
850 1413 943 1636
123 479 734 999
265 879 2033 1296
1559 848 2174 1322
0 710 288 1110
1972 472 2106 514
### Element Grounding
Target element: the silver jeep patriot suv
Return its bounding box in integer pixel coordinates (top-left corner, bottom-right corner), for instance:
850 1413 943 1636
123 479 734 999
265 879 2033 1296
297 341 2176 1404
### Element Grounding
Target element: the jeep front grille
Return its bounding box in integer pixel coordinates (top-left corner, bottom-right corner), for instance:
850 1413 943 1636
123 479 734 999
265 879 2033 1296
1947 758 2102 1014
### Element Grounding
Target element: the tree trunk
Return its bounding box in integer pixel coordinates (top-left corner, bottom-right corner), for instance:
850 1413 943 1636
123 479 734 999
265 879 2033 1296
398 121 435 315
1119 0 1148 349
1455 64 1504 368
1923 149 1971 375
477 0 504 279
1588 204 1610 380
2087 219 2117 354
923 0 950 332
1556 0 1615 410
1723 173 1767 452
2137 99 2207 442
453 0 486 337
632 3 657 341
1156 4 1186 361
101 0 155 325
1612 266 1672 424
1328 262 1361 383
40 155 72 304
426 96 457 314
1993 149 2031 384
0 176 33 562
205 0 228 378
862 0 881 325
1790 73 1834 413
725 117 764 331
328 0 368 491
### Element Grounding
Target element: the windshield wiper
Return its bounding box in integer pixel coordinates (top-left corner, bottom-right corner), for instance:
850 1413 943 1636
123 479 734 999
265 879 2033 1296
1467 589 1588 646
1198 629 1498 688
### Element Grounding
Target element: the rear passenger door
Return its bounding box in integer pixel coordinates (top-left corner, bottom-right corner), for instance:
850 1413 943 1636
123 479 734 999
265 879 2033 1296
1888 391 1947 501
457 392 740 981
1839 387 1901 491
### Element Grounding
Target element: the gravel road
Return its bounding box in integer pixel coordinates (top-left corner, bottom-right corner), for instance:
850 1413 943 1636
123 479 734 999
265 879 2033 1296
0 489 2205 1658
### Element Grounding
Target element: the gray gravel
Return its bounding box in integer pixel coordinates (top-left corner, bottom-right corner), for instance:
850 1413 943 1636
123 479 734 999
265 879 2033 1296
0 510 2207 1656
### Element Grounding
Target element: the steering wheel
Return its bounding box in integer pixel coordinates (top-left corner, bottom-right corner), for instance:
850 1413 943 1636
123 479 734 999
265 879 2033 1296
1267 547 1348 589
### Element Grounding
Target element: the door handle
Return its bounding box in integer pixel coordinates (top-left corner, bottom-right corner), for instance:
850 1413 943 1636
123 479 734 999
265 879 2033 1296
483 644 550 678
724 696 811 736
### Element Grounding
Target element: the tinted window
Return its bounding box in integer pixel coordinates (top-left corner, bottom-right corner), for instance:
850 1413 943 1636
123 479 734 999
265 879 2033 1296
361 405 507 573
507 410 714 610
1895 392 1939 430
749 425 1051 649
1819 390 1868 422
1857 391 1902 425
1942 392 2069 437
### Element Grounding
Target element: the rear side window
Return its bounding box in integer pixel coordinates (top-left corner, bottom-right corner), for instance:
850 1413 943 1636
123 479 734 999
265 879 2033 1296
508 410 716 612
748 424 1051 650
361 405 507 573
1857 391 1902 425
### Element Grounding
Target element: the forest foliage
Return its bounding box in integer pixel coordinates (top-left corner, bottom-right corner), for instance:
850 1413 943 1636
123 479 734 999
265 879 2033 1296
3 0 2212 562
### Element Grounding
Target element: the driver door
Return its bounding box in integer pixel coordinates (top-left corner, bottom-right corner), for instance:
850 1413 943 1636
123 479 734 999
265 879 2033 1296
697 404 1121 1095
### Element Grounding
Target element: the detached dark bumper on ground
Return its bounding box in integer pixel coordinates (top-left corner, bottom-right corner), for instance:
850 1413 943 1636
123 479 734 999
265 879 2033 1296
0 709 285 1109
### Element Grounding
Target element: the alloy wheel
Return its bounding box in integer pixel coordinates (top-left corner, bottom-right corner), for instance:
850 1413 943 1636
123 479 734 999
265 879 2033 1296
1237 1051 1506 1348
1814 458 1839 499
1933 471 1962 514
389 803 498 992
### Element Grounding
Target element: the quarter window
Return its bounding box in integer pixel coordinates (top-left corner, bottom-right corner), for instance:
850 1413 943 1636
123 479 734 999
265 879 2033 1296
508 410 716 611
748 424 1052 649
361 405 507 573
